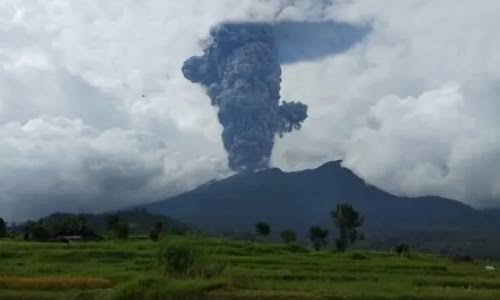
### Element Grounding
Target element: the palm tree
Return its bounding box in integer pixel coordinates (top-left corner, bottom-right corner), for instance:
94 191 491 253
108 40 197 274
331 204 364 252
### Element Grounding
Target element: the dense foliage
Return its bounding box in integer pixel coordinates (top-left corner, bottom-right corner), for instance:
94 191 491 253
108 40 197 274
332 203 364 252
0 217 6 238
254 222 271 238
309 226 329 251
11 210 188 241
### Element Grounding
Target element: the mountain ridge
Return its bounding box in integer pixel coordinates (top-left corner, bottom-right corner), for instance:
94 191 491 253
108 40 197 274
138 161 496 240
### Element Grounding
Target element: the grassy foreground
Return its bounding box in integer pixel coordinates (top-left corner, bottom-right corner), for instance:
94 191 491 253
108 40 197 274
1 236 500 299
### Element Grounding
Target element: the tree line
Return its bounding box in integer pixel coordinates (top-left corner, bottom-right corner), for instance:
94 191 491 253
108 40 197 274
254 203 364 252
0 203 364 252
0 212 174 242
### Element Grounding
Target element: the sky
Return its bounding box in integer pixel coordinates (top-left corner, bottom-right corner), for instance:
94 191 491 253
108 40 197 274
1 0 500 221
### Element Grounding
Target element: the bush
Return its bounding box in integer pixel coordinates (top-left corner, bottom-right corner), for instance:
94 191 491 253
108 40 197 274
159 240 196 276
158 239 225 278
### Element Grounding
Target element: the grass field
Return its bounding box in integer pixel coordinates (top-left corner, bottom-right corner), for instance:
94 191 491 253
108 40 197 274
1 236 500 299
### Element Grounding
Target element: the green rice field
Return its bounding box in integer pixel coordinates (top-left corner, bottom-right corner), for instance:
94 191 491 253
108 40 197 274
1 236 500 299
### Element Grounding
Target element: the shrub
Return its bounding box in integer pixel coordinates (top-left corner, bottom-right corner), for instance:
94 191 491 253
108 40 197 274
159 240 196 276
158 239 225 278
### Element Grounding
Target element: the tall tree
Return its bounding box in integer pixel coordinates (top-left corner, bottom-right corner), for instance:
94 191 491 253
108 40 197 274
28 222 50 242
0 217 6 238
309 226 328 251
255 222 271 238
53 215 90 236
331 204 364 252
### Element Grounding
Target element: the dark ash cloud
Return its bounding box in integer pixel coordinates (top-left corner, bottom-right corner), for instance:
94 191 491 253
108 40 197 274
183 23 308 172
274 21 369 64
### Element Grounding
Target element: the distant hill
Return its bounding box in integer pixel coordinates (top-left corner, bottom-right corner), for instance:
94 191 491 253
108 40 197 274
12 210 189 236
138 161 500 257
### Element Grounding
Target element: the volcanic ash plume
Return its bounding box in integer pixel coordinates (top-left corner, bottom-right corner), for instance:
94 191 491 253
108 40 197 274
182 23 308 172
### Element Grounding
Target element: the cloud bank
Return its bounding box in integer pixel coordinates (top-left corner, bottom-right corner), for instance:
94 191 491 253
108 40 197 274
0 116 227 220
1 0 500 219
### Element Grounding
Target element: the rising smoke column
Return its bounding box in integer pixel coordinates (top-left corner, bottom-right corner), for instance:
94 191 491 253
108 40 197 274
182 23 308 172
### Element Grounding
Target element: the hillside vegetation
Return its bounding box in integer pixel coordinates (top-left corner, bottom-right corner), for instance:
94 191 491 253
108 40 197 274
11 210 188 238
1 236 500 299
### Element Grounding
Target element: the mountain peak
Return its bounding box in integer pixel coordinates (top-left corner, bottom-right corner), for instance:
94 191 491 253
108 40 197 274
138 160 496 242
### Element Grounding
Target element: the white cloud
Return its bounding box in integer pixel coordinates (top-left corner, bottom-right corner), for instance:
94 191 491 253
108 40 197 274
342 84 500 206
0 116 229 220
274 0 500 207
1 0 500 219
